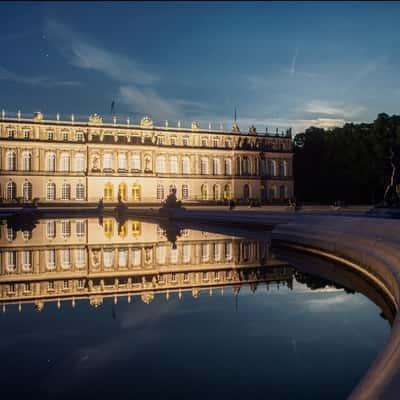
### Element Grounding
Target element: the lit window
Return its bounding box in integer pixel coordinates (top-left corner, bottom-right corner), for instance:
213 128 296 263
104 183 113 201
132 221 141 236
132 184 141 202
104 219 114 238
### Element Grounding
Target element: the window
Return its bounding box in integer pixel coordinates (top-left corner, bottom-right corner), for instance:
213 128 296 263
24 282 31 292
213 138 219 148
61 221 71 239
132 184 141 202
46 249 56 270
170 248 178 264
214 271 220 281
22 181 32 201
47 182 56 200
104 183 113 201
23 230 32 241
170 137 176 146
47 131 54 141
131 155 141 171
8 129 15 139
183 272 189 282
61 183 71 200
201 184 207 200
268 160 276 176
61 249 71 269
170 156 178 174
224 243 232 260
242 157 249 176
132 221 141 236
76 220 85 238
157 184 165 200
118 183 127 201
6 151 16 171
182 136 189 146
201 137 208 147
171 272 177 282
203 272 208 281
22 251 32 271
169 184 176 194
48 281 54 290
182 184 189 200
24 130 30 140
200 158 208 175
278 161 285 177
6 251 16 272
63 280 69 289
201 243 209 261
118 248 128 267
62 131 69 141
156 246 166 264
46 221 56 239
22 152 32 171
46 153 56 172
118 153 127 170
103 248 114 268
223 184 231 201
78 279 85 289
6 181 16 200
183 244 191 262
131 248 141 266
60 153 70 172
103 153 113 170
212 159 220 175
157 136 164 145
213 184 220 201
75 248 86 268
182 157 190 174
225 140 232 148
104 219 114 238
76 184 85 200
213 243 221 260
156 156 166 173
76 131 84 142
74 153 85 172
224 159 232 176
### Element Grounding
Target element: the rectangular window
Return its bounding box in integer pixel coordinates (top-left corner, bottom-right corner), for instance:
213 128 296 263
63 280 69 289
46 249 56 270
201 138 208 147
201 243 209 261
75 248 86 268
76 132 84 142
61 249 70 269
76 221 85 238
183 272 189 282
158 136 164 145
213 138 219 148
22 250 32 271
24 130 30 140
6 251 16 272
8 130 15 139
170 137 176 146
47 131 54 141
78 279 85 289
47 221 56 239
62 131 69 141
182 184 189 200
171 272 177 282
61 221 71 238
182 136 189 146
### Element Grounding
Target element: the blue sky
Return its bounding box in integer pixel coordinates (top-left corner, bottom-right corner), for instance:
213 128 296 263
1 1 400 133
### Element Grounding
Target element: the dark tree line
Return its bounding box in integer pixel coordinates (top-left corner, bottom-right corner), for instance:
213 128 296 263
293 113 400 204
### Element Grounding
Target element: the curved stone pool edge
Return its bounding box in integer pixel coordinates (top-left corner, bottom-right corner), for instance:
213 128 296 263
169 210 400 400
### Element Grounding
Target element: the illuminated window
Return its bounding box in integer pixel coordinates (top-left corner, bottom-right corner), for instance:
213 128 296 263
201 184 207 200
132 221 141 236
104 183 113 201
118 183 127 201
132 184 141 201
104 219 114 238
223 184 231 201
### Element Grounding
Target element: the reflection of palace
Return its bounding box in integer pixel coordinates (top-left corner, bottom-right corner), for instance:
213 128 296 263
0 218 294 310
0 112 293 203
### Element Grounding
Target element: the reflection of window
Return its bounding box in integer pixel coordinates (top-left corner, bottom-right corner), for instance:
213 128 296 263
183 244 191 263
75 248 86 268
104 219 114 238
46 250 56 270
132 221 141 236
131 248 141 266
156 246 166 264
118 248 128 267
6 251 16 272
103 248 113 268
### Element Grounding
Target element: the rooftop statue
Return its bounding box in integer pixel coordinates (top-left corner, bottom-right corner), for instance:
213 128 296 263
88 113 103 125
191 121 200 130
140 115 153 128
383 144 400 207
33 111 43 121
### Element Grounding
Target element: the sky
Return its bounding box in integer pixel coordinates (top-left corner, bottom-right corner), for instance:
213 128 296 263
1 1 400 133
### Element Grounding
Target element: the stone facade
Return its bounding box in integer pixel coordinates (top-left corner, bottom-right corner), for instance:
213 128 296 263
0 112 294 203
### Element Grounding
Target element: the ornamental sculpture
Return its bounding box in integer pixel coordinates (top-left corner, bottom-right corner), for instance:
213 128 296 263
140 116 153 128
88 113 103 125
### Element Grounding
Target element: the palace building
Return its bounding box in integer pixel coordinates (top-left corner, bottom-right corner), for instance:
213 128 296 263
0 111 294 203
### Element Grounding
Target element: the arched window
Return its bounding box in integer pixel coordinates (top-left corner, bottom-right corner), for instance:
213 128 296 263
212 159 220 175
104 183 113 201
200 158 208 175
157 184 165 200
169 184 176 194
268 160 276 176
118 153 127 171
47 182 56 200
6 181 16 200
213 184 220 200
118 183 127 201
132 184 141 201
156 156 166 173
243 184 250 200
61 183 71 200
6 151 16 171
60 153 70 172
201 184 208 200
103 153 113 171
223 184 231 200
170 156 178 174
74 153 85 172
22 152 32 171
224 159 232 176
46 152 56 172
182 157 190 175
131 155 141 171
182 184 189 200
76 183 85 200
22 181 32 201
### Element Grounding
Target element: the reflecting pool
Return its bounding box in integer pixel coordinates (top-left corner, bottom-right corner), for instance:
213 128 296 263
0 216 391 399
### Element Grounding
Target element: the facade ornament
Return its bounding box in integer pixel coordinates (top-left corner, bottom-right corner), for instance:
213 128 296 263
33 111 43 122
141 292 154 304
34 301 44 312
90 296 103 308
140 115 153 128
88 113 102 125
232 122 241 134
191 120 200 130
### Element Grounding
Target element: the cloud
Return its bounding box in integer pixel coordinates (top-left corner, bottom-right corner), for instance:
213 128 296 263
45 19 157 85
303 293 363 312
303 100 365 118
290 47 298 76
0 64 81 87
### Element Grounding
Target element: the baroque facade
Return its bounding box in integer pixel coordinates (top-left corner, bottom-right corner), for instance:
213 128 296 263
0 217 294 309
0 111 294 203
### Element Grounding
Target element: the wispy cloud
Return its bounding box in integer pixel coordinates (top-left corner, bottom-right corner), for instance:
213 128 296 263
290 47 298 76
0 65 81 88
45 19 157 85
303 99 365 118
